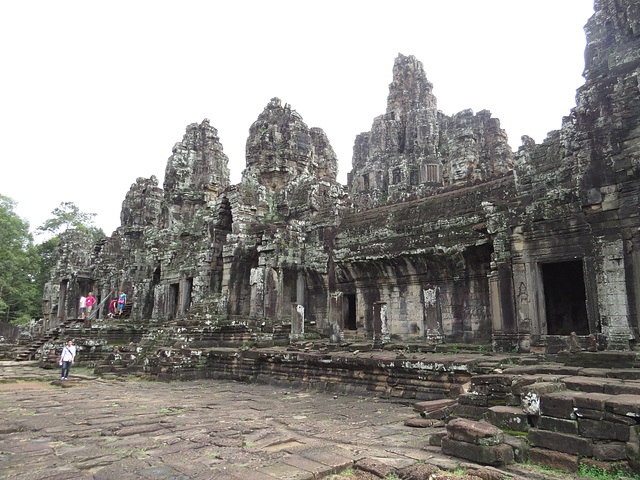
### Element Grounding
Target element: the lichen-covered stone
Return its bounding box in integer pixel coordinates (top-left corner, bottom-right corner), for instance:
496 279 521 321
42 0 640 356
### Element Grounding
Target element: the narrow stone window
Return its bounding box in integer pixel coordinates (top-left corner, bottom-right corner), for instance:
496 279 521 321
409 168 419 186
392 168 401 185
425 164 441 183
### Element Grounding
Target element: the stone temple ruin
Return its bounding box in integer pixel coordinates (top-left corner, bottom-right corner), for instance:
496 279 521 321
43 0 640 355
21 1 640 474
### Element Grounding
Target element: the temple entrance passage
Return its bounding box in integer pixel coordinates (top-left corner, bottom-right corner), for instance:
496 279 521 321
541 260 589 335
59 280 68 320
169 283 179 319
344 294 357 330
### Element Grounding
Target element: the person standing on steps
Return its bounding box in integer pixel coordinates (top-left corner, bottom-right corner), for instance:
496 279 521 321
58 340 76 381
86 292 96 318
117 291 127 315
78 295 86 319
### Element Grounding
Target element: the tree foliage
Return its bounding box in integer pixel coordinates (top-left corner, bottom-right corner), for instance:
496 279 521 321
37 201 105 242
0 195 40 323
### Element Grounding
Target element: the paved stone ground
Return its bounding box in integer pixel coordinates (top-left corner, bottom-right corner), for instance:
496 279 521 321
0 361 484 480
2 361 600 480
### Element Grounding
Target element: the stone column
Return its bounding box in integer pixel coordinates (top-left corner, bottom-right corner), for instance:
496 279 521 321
422 286 443 342
373 301 389 345
596 238 633 349
290 302 305 341
296 271 305 305
489 266 520 353
249 267 265 318
328 292 344 343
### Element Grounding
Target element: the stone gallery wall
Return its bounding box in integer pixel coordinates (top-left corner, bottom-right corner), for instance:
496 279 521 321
43 0 640 352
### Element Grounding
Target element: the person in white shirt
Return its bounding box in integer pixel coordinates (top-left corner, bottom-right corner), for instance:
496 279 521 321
79 296 87 319
58 340 77 380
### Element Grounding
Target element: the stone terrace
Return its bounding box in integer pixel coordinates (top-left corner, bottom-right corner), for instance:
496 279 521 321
0 362 545 480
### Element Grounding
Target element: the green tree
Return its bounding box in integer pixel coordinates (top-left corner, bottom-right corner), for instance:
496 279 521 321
37 201 105 242
0 195 40 323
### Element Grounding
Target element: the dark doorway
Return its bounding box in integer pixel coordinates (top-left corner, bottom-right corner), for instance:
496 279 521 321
143 267 161 319
542 260 589 335
59 280 68 320
344 294 357 330
169 283 179 319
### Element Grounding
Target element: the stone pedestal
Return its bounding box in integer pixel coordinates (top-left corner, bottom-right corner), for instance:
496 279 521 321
290 302 304 342
373 301 389 346
328 292 344 343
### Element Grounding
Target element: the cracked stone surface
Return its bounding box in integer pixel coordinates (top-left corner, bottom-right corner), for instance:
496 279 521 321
0 362 453 480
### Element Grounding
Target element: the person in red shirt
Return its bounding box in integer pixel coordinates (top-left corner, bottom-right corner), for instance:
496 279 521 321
86 293 96 318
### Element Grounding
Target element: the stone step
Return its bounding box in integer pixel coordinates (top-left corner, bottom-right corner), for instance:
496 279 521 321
503 363 640 381
413 398 457 418
442 418 514 467
558 375 640 395
484 405 529 433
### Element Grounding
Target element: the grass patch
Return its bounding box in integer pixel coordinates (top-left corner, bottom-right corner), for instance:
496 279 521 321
578 463 640 480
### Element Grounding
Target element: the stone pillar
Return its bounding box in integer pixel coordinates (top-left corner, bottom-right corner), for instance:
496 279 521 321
290 302 304 341
596 238 633 349
296 271 305 305
249 267 265 318
422 286 443 342
489 266 521 353
373 301 389 345
328 292 344 343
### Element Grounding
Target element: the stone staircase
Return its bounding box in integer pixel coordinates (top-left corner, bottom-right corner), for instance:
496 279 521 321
430 351 640 473
13 318 82 361
114 302 133 318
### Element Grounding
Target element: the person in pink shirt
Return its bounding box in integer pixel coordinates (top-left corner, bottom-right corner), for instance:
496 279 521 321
86 293 96 318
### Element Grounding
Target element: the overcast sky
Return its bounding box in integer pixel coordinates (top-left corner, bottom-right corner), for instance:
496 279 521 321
1 1 595 238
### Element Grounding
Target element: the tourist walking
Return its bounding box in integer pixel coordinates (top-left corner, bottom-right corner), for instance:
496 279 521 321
58 340 76 380
117 291 127 315
78 295 86 319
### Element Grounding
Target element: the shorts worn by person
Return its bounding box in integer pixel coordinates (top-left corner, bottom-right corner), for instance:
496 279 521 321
86 293 96 317
79 296 87 319
58 340 76 380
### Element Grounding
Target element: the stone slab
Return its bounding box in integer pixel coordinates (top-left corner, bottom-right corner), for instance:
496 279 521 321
578 417 630 441
539 390 583 418
572 391 613 411
528 447 578 473
484 406 528 433
605 394 640 417
528 429 593 457
592 443 629 461
536 416 578 435
520 382 566 415
446 418 504 446
441 437 514 466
